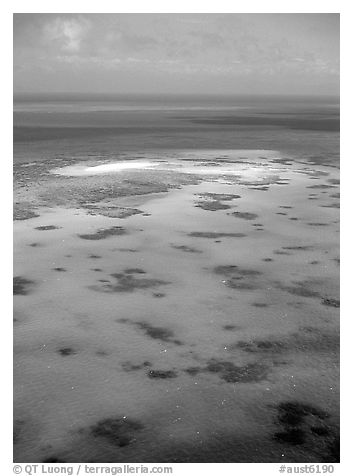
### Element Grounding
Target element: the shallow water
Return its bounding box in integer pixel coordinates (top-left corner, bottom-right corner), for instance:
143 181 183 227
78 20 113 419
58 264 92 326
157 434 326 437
13 149 339 463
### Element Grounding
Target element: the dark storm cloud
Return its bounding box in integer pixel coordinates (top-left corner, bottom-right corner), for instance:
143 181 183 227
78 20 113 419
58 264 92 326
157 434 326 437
13 13 339 95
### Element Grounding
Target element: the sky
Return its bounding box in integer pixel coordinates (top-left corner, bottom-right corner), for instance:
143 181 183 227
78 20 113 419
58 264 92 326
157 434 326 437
13 13 339 96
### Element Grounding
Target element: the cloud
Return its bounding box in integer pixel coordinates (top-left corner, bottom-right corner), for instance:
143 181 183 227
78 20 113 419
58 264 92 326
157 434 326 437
13 14 339 95
43 16 90 53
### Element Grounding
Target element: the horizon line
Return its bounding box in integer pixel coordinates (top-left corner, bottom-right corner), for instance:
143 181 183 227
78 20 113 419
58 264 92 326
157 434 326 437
13 91 340 98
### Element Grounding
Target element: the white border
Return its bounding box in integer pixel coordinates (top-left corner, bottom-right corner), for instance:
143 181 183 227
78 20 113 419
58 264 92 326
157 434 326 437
5 1 344 13
4 3 349 475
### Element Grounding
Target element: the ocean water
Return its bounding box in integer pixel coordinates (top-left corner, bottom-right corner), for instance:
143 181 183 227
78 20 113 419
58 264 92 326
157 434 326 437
13 94 339 162
13 95 340 463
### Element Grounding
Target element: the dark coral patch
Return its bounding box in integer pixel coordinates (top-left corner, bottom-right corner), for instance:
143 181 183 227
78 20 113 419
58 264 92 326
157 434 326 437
235 328 339 356
14 208 40 221
272 401 334 450
122 361 151 372
306 223 328 227
135 322 182 346
188 232 246 239
90 417 144 447
153 292 166 298
282 245 313 251
277 402 329 426
214 265 262 291
13 419 25 445
109 273 168 292
224 281 257 290
35 225 61 231
13 276 35 295
117 319 182 346
147 369 178 379
248 186 269 191
184 366 202 376
214 265 262 277
42 457 66 463
321 203 340 209
197 193 241 201
78 226 127 240
278 280 321 298
237 339 286 354
328 437 340 462
171 244 202 253
124 268 146 274
58 347 77 357
206 359 268 383
311 426 330 436
223 324 241 331
183 361 268 382
307 184 336 189
87 207 143 219
322 298 340 308
274 428 306 445
92 271 169 293
271 158 293 165
195 200 231 211
229 212 258 220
